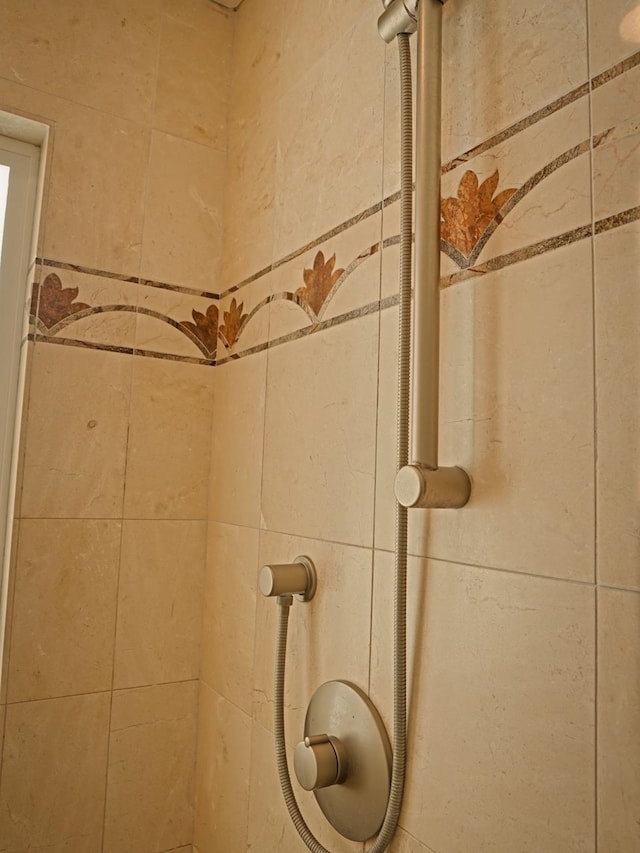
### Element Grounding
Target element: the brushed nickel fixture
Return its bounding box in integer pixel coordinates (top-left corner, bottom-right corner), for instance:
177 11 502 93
259 2 471 850
294 681 392 842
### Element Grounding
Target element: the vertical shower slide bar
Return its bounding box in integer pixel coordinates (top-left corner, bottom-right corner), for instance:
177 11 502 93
393 0 471 510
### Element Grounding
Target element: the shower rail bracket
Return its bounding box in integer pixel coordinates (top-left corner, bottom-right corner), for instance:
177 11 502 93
395 464 470 510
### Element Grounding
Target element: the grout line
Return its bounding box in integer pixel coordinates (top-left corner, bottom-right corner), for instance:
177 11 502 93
374 543 601 589
585 5 600 849
598 582 640 596
4 678 200 708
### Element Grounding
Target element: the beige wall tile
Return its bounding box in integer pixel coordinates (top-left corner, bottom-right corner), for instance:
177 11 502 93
219 0 283 288
262 314 379 548
589 0 640 75
1 520 20 705
194 684 251 853
35 266 137 350
136 288 219 361
442 0 588 163
231 0 283 126
8 519 120 702
272 12 385 259
0 693 110 852
279 0 371 97
371 552 595 853
104 681 198 853
598 587 640 852
219 110 278 290
376 242 596 582
20 345 132 519
141 132 226 291
0 0 161 124
253 531 373 744
594 222 640 590
123 357 214 520
369 827 435 853
201 523 259 713
114 521 206 690
0 78 149 276
155 1 232 149
209 351 267 528
247 719 362 853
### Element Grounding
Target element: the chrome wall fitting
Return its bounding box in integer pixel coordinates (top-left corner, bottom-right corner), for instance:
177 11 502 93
258 555 317 602
294 680 392 842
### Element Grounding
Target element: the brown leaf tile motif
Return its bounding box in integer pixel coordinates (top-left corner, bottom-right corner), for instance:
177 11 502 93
220 297 248 348
180 304 219 356
441 170 517 259
35 273 91 329
296 251 345 317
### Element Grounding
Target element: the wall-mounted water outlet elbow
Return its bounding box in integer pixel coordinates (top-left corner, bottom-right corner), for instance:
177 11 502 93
258 555 317 602
394 464 471 509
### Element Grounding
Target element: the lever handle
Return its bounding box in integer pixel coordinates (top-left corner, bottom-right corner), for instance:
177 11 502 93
258 555 317 602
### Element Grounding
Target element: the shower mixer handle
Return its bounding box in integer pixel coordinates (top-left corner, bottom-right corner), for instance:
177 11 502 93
258 555 317 602
294 734 348 792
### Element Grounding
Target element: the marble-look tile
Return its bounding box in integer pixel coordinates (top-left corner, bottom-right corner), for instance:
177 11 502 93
441 97 592 271
123 357 214 520
216 279 270 358
442 0 588 163
278 0 371 99
114 520 206 690
371 552 595 853
247 719 363 853
0 79 149 277
155 1 233 148
262 313 379 548
0 521 19 705
231 0 283 129
194 684 251 853
598 587 640 852
591 63 640 223
219 108 278 292
135 286 218 360
20 345 132 519
594 222 640 590
209 351 267 528
593 128 640 222
141 132 226 292
252 531 373 745
218 0 283 290
104 681 198 853
591 61 640 136
7 519 120 702
272 12 385 260
0 0 161 123
232 210 383 353
376 241 596 582
0 693 110 852
366 827 435 853
11 339 35 522
589 0 640 75
34 266 137 350
201 523 259 714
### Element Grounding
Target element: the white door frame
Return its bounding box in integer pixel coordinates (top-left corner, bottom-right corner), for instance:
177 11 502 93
0 132 42 684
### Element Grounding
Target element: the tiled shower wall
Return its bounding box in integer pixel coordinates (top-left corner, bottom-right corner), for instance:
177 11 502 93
0 1 231 850
197 1 640 852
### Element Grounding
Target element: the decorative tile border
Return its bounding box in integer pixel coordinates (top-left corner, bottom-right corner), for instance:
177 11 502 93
28 47 640 367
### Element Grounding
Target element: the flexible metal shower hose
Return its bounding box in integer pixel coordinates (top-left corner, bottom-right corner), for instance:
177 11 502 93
273 33 414 852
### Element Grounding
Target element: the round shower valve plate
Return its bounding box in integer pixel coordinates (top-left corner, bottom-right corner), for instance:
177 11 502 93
301 680 392 842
